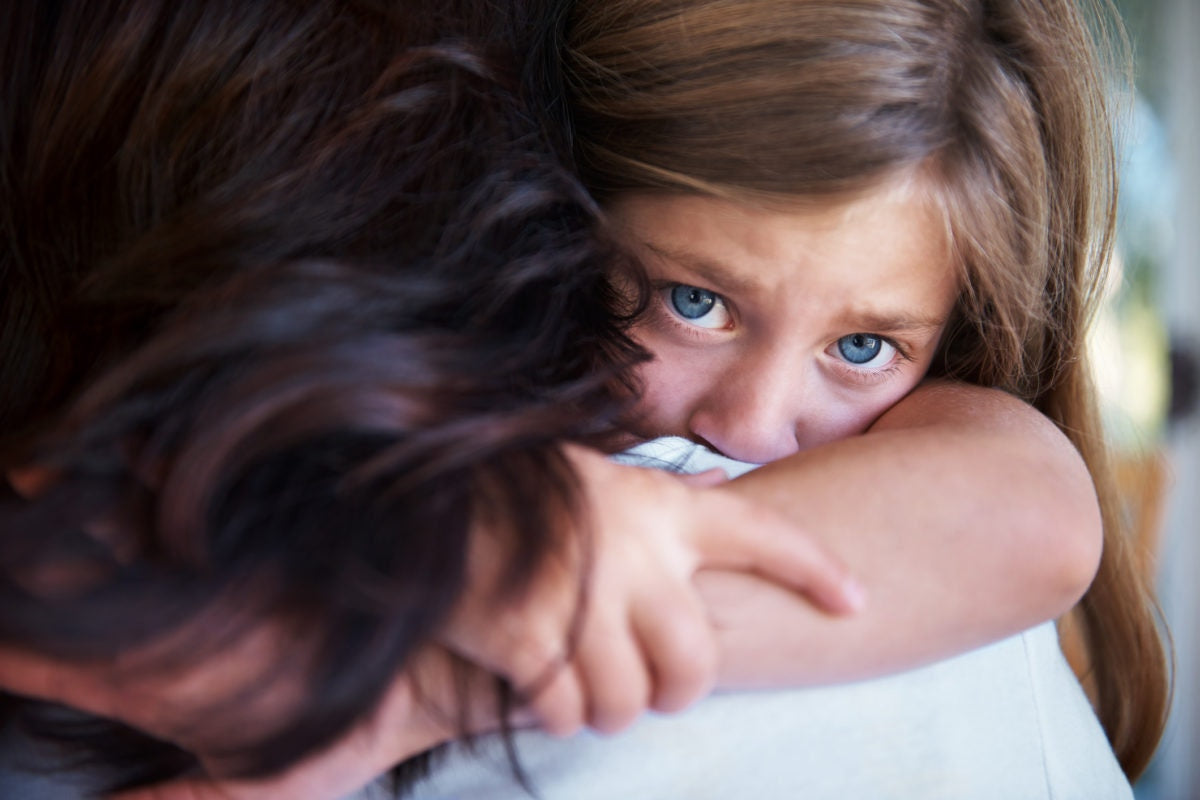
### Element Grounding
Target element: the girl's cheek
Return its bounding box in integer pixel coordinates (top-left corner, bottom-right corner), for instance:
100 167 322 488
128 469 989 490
630 351 698 437
814 382 919 444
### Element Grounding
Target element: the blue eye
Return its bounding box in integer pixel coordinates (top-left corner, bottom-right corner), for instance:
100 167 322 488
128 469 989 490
670 285 717 319
837 333 889 365
666 285 731 329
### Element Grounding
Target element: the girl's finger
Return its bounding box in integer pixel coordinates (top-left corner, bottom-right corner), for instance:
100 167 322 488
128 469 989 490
519 655 587 739
631 579 717 714
691 491 866 615
572 608 652 735
446 615 587 739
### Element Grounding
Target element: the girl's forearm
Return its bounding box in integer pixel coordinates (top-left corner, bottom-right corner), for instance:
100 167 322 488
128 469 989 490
706 380 1101 687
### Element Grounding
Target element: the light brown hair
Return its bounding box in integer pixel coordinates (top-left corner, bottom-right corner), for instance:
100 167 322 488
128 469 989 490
564 0 1167 779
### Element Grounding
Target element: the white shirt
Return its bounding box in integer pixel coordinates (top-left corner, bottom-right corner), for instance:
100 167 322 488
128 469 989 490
387 438 1130 800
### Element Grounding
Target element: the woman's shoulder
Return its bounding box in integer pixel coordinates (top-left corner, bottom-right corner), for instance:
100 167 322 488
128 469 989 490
389 623 1129 800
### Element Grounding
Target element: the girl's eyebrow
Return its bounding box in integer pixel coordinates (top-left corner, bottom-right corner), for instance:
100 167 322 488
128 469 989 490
834 308 949 336
642 242 761 295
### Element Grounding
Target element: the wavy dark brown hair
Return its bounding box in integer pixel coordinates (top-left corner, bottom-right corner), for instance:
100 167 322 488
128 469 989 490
1 0 644 792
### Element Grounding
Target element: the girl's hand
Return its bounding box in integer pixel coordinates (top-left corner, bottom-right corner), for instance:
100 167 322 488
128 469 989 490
440 444 863 739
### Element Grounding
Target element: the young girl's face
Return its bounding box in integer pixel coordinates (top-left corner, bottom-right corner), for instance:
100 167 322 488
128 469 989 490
608 176 959 464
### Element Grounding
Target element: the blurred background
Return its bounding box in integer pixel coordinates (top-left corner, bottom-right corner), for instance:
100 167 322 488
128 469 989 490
1107 0 1199 798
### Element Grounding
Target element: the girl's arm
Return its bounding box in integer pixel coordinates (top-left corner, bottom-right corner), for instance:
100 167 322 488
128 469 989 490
706 379 1102 686
0 381 1099 799
432 380 1099 729
0 454 862 796
435 448 863 736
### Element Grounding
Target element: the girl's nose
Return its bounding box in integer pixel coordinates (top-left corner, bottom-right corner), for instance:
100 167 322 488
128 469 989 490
686 354 805 464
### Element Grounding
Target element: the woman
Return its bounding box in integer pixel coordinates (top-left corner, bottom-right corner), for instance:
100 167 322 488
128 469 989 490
0 0 641 787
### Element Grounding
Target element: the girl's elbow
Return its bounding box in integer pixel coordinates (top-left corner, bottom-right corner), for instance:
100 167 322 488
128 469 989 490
1045 485 1104 611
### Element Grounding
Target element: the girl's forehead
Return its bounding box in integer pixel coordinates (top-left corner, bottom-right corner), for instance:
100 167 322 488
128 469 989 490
607 180 959 315
609 168 951 259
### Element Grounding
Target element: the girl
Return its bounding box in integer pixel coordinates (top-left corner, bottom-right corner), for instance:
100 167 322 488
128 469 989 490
397 174 1137 797
400 0 1168 794
557 0 1169 774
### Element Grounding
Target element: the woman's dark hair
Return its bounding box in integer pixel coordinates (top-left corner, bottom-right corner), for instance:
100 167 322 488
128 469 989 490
0 0 643 791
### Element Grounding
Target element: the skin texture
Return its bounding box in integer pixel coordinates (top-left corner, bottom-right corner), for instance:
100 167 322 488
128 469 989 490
703 379 1103 686
609 179 959 462
441 444 863 737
